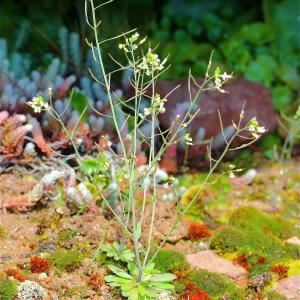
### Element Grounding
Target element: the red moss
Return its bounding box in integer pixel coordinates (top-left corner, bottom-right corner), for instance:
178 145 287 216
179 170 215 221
174 270 189 280
234 254 251 270
257 256 266 265
271 265 289 279
5 268 27 281
86 273 105 291
183 284 212 300
188 223 211 241
30 256 51 273
28 243 38 250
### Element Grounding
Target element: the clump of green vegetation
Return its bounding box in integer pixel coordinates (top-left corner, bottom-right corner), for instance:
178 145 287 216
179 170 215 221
57 229 78 244
187 269 244 300
0 275 18 300
51 249 82 272
0 225 8 240
211 207 300 261
174 280 186 294
210 226 245 252
64 286 90 298
153 249 190 272
180 185 206 217
229 206 297 239
95 252 125 269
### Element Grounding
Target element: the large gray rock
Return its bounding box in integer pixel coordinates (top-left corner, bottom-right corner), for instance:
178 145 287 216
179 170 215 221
186 250 248 288
274 276 300 299
140 78 277 170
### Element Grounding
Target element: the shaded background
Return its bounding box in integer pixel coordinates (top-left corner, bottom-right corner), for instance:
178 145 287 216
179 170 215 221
0 0 299 151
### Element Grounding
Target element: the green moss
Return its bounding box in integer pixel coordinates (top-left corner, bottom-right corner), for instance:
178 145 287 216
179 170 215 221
180 185 205 217
266 290 288 300
95 252 126 269
229 206 297 239
209 207 299 261
64 286 90 298
210 226 245 252
242 229 287 260
174 280 186 294
153 249 190 272
0 225 8 240
285 243 300 260
57 229 78 244
287 260 300 276
51 249 82 272
0 276 18 300
187 269 244 300
249 263 272 277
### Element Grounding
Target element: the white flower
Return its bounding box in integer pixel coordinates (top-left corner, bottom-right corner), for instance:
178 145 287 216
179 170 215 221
247 117 266 138
213 67 233 93
138 48 167 75
143 94 167 117
27 96 49 113
144 107 151 116
119 32 147 53
221 72 233 80
184 133 193 145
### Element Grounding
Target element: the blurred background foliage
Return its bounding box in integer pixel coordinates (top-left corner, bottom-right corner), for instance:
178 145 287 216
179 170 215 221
0 0 299 113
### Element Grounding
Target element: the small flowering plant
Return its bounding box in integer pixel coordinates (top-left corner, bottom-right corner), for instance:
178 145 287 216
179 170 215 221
27 96 49 113
214 67 233 93
138 48 167 76
119 32 146 52
27 1 267 298
144 94 167 116
247 117 266 138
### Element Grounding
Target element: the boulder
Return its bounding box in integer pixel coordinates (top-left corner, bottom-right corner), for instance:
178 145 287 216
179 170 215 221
144 78 277 170
285 236 300 246
186 250 248 288
274 276 300 299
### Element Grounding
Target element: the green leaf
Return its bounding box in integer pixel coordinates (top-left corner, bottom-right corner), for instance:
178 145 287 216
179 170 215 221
82 158 100 176
276 64 300 90
128 288 140 300
70 90 89 121
134 221 142 241
107 265 132 279
263 0 300 67
244 54 277 86
151 282 175 290
272 85 292 111
240 22 274 46
151 273 177 282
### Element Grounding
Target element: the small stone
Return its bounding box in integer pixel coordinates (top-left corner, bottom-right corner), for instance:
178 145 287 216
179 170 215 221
55 207 70 215
187 250 248 288
285 236 300 246
248 273 272 292
274 276 300 299
38 272 48 280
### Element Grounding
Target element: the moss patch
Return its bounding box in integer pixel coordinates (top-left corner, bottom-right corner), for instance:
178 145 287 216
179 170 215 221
57 229 78 244
229 207 298 239
0 225 8 240
64 286 90 298
0 276 18 300
153 249 190 272
187 269 244 300
51 249 82 272
211 207 300 261
210 226 245 252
